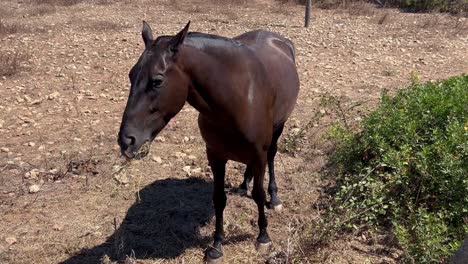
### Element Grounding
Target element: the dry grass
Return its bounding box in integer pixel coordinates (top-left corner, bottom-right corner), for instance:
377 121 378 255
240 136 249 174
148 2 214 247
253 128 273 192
346 2 377 16
271 2 293 15
211 0 249 5
0 7 12 19
27 4 57 16
0 20 27 37
167 0 213 14
28 0 85 6
0 51 29 77
422 13 441 28
83 20 126 31
377 12 391 24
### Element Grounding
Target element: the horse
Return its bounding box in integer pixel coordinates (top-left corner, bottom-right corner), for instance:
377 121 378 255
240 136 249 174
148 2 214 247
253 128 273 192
117 21 299 262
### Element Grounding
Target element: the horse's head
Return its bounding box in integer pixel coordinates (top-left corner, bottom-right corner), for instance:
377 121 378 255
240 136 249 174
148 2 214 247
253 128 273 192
118 21 191 159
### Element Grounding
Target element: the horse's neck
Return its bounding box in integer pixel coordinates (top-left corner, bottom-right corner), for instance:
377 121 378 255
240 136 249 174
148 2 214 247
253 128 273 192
180 47 238 118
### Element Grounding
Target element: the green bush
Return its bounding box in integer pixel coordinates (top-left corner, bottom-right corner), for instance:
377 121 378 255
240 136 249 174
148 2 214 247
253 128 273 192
329 74 468 263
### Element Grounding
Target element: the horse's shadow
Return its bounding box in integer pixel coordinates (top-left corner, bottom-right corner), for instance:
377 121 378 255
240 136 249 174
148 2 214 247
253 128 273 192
61 177 215 263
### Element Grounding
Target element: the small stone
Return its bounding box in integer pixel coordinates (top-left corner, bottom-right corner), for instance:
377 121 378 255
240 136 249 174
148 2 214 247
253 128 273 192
48 92 60 100
30 99 42 105
290 128 301 135
174 152 186 158
1 147 9 153
182 166 191 176
53 224 64 231
155 136 165 142
152 156 162 163
29 184 41 193
183 136 190 143
187 155 197 160
28 142 36 147
5 236 17 245
191 167 202 176
114 174 129 185
38 145 45 151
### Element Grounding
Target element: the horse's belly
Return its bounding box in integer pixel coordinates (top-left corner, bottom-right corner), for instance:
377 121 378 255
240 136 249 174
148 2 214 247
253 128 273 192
198 116 255 164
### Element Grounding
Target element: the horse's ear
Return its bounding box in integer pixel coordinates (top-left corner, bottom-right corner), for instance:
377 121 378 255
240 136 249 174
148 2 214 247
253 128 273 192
169 21 190 54
142 20 154 48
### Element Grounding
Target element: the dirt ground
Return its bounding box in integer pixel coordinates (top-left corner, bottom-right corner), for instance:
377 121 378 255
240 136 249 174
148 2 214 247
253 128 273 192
0 0 467 263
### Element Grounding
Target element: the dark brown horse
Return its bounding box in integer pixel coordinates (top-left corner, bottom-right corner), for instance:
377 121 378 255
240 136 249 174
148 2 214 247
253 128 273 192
118 21 299 262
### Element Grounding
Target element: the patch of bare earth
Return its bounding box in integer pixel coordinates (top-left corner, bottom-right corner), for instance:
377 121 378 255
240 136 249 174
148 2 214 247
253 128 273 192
0 0 467 263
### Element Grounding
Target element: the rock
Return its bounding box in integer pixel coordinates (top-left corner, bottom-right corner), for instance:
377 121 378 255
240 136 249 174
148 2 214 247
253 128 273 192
53 224 64 231
290 128 301 135
155 136 166 142
451 235 468 264
114 174 129 185
48 92 60 100
1 147 9 153
187 155 197 160
183 136 190 143
30 99 43 105
28 142 36 147
5 236 17 245
174 152 186 158
29 184 41 193
182 166 191 176
191 167 202 176
152 156 162 163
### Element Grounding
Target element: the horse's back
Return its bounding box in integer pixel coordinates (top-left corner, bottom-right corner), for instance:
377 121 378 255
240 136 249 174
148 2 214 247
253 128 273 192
234 30 294 58
235 30 299 125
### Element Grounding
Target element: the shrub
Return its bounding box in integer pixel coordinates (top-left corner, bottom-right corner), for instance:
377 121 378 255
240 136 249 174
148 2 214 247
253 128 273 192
307 0 468 14
0 20 24 36
329 74 468 263
0 51 29 77
387 0 468 13
28 0 84 6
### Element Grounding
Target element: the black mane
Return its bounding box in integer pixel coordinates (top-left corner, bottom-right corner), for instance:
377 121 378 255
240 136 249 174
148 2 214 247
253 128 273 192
185 32 242 50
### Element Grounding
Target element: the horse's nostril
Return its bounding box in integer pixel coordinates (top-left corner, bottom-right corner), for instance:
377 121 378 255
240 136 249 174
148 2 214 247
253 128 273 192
120 133 136 148
128 136 136 146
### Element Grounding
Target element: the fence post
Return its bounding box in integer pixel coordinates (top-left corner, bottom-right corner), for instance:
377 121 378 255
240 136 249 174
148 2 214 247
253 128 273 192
305 0 311 27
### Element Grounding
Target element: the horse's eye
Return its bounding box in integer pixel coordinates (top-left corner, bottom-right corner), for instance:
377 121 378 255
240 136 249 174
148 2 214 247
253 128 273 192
151 75 164 89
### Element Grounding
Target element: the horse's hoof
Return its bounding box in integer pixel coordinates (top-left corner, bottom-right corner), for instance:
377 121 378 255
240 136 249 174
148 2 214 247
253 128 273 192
205 247 223 264
236 188 247 195
255 240 272 254
267 201 283 211
205 255 223 264
236 188 250 196
272 203 283 211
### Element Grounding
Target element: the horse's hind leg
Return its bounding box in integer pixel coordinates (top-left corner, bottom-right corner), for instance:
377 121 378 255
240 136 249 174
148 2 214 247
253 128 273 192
237 166 252 195
267 123 285 211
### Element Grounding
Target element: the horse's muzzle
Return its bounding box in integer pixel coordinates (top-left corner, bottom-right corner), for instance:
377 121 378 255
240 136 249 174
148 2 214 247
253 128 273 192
118 132 137 159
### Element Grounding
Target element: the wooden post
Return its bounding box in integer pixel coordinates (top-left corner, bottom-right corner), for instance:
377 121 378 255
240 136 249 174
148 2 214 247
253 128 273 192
305 0 311 27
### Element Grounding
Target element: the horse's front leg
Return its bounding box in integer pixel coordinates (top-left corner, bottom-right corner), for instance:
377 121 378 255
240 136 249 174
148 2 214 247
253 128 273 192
205 148 227 263
251 154 271 252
